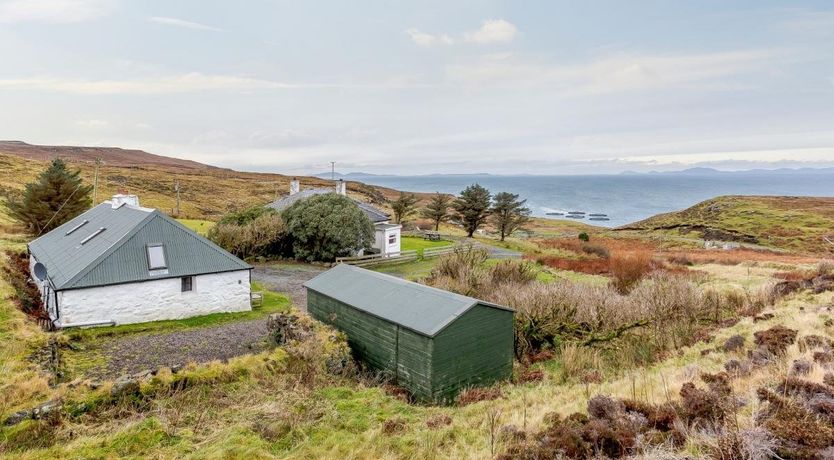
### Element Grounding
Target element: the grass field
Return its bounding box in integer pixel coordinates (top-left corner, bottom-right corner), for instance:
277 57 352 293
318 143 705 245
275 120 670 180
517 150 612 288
176 219 216 236
399 235 452 256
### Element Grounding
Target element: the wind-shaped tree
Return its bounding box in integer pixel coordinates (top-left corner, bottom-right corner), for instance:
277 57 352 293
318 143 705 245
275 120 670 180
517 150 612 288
7 158 92 234
453 184 492 237
490 192 531 241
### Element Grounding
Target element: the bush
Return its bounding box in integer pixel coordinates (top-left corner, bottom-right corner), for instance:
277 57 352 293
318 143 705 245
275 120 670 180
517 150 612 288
208 212 286 259
580 243 609 259
609 251 654 294
577 232 589 242
282 194 374 262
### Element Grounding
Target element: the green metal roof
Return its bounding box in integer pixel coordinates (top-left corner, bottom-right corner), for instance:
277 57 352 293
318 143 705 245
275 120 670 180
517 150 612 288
29 202 251 290
303 264 512 337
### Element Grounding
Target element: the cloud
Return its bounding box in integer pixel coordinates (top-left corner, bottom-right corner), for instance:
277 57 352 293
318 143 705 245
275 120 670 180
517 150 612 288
75 119 109 128
404 28 453 46
0 0 113 23
405 19 517 46
0 73 351 94
445 48 788 94
149 16 221 32
463 19 517 44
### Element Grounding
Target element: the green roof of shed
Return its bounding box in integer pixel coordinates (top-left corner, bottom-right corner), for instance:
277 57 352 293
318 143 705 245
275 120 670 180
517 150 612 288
29 202 251 290
303 264 512 337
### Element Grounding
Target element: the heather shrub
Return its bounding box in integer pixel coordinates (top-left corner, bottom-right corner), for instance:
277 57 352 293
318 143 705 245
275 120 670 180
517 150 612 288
580 243 610 259
609 251 654 293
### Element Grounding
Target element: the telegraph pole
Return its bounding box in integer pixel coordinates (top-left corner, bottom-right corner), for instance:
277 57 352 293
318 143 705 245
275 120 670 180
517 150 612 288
92 158 102 205
174 180 181 216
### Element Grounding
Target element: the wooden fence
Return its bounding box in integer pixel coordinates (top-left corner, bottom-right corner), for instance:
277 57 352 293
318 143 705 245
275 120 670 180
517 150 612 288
422 244 469 259
336 250 419 267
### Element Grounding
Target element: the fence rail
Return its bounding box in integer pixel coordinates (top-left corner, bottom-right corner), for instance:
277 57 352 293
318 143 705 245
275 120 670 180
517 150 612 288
422 244 469 259
336 250 419 267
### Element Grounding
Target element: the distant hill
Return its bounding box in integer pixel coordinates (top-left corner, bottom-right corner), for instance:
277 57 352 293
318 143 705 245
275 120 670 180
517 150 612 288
623 166 834 176
0 141 216 170
0 142 435 221
619 195 834 254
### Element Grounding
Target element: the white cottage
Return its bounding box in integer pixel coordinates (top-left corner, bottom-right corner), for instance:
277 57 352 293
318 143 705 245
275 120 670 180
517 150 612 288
28 194 252 328
267 179 402 255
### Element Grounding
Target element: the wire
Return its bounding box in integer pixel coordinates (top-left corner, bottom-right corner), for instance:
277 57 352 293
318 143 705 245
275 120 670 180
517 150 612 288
37 183 83 237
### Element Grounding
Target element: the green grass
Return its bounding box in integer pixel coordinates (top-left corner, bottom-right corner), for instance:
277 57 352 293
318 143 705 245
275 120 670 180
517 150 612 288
64 282 289 341
176 218 215 236
372 258 441 281
399 235 452 257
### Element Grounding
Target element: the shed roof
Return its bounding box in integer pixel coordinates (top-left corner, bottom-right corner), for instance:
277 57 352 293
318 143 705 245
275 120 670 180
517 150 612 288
29 202 251 290
267 189 390 223
303 264 512 337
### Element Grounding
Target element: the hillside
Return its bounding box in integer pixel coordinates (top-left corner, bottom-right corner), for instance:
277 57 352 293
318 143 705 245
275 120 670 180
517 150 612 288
619 195 834 254
0 146 417 221
0 141 216 171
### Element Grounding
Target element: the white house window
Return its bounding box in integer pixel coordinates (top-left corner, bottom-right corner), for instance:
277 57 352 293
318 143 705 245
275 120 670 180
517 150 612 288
181 276 194 292
147 244 167 269
388 234 397 245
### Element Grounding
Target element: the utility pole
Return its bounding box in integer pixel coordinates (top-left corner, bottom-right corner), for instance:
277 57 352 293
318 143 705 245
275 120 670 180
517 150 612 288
174 180 181 216
92 158 102 206
330 161 336 181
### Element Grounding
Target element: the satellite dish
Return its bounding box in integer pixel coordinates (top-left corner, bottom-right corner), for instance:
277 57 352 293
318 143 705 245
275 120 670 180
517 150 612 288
33 262 47 281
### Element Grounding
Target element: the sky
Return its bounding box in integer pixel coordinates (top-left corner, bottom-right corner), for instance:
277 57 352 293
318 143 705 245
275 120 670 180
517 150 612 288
1 0 834 175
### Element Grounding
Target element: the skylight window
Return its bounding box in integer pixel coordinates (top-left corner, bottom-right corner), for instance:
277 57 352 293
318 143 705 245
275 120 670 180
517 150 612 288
66 220 89 236
80 227 106 245
147 244 167 270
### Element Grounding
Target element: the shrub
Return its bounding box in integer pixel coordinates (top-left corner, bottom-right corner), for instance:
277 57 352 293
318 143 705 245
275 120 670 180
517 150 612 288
208 212 286 259
282 194 375 262
609 251 654 294
580 243 609 259
578 232 589 242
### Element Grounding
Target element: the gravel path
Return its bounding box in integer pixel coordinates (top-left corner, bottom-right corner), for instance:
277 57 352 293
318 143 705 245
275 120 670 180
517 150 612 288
252 263 325 309
89 319 271 379
84 263 325 379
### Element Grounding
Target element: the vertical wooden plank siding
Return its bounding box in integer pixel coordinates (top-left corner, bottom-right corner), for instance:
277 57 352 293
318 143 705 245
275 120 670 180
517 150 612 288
430 304 514 402
307 290 398 374
396 327 434 401
308 289 513 403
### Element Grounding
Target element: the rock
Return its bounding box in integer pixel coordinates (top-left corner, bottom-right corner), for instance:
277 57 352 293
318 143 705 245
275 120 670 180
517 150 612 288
31 400 60 420
3 410 31 426
170 364 183 374
111 377 140 398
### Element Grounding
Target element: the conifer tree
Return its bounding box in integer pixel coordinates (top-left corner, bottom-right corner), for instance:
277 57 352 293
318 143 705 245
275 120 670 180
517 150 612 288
452 184 491 237
421 193 452 231
490 192 531 241
8 158 93 234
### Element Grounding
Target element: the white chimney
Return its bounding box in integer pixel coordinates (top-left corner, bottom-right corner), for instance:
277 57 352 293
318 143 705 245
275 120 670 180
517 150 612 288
290 178 300 196
336 179 347 196
111 193 140 208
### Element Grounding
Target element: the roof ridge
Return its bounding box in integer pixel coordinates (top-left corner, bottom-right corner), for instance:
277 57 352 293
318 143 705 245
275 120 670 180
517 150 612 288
60 209 158 289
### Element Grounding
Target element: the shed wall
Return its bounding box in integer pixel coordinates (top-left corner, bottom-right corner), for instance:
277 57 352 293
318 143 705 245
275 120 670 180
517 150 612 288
431 304 514 402
56 269 251 326
307 290 399 373
307 289 435 399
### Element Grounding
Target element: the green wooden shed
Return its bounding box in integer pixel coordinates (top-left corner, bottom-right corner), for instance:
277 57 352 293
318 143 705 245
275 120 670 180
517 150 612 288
303 264 514 403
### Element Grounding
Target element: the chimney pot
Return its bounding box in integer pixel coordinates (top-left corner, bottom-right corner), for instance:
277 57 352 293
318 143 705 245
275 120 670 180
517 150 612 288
111 194 140 209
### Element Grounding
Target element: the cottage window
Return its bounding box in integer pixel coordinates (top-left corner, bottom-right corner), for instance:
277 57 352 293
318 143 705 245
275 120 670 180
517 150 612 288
388 233 397 245
147 244 167 269
181 276 194 292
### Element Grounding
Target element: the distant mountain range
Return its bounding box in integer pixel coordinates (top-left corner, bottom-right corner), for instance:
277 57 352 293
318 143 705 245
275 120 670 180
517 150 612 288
620 167 834 176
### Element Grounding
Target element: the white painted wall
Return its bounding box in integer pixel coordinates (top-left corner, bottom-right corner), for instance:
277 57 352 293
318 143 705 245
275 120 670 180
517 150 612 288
373 225 402 255
55 269 251 327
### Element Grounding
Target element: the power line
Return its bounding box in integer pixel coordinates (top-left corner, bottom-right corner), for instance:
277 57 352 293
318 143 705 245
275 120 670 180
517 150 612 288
37 183 84 237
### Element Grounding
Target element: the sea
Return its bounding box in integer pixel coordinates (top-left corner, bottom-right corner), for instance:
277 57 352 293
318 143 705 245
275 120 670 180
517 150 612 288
349 172 834 228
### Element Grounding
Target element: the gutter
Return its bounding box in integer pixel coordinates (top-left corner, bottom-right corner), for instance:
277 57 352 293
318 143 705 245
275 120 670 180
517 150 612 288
54 320 115 329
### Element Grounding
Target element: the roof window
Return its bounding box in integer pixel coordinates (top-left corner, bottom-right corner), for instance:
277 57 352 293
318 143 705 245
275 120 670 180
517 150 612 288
147 244 167 270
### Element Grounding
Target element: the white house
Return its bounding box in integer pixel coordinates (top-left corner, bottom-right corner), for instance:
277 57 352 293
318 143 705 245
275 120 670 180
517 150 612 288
267 179 402 255
28 194 252 328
